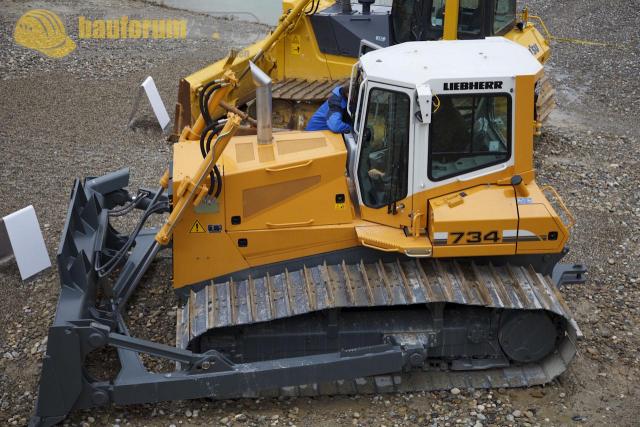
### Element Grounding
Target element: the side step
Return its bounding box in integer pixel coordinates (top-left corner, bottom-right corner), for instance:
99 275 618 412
178 258 581 396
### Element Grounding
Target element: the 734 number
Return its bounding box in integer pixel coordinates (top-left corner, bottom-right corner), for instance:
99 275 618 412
451 231 500 244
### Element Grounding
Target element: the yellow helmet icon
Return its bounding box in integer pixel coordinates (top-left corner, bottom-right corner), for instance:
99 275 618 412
14 9 76 58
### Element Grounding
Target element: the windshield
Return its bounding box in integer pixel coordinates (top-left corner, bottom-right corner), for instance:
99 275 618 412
429 93 511 181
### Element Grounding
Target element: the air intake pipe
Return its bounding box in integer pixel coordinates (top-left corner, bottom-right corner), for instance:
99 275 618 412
249 62 273 145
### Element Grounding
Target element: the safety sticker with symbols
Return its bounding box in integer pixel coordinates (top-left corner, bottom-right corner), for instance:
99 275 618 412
290 35 301 55
189 220 206 234
335 203 346 210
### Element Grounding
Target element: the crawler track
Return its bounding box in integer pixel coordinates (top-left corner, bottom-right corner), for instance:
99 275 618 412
177 258 580 397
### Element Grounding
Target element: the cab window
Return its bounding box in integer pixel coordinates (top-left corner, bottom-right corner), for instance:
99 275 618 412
357 88 410 208
457 0 483 37
430 0 446 33
392 0 444 42
349 68 365 132
493 0 516 34
428 94 511 181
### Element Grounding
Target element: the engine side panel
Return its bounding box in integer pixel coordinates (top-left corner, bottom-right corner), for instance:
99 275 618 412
222 131 353 231
429 185 518 257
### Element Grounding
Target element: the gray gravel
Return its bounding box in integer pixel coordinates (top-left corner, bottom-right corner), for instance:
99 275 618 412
1 0 639 426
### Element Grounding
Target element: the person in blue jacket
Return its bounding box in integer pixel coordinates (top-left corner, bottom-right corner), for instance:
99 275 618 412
305 84 352 133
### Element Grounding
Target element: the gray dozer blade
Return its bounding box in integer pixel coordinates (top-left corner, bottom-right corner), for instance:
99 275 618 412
30 170 585 427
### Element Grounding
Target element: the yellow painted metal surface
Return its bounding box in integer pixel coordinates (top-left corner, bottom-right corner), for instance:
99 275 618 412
429 185 518 257
505 24 551 64
442 0 460 40
171 129 362 287
229 223 360 267
222 131 353 231
516 184 570 254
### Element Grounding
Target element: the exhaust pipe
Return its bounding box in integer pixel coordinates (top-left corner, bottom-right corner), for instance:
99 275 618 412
249 62 273 145
340 0 353 14
359 0 374 15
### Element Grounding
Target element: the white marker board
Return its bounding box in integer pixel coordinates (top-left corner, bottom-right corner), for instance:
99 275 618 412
2 206 51 280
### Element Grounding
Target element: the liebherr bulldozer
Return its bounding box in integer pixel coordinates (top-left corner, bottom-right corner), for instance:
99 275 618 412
175 0 555 137
31 38 585 426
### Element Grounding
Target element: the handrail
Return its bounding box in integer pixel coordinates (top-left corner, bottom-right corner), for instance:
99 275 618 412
541 185 576 229
528 15 553 46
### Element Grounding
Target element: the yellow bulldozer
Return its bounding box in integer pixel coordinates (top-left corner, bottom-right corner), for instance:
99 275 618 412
31 37 585 426
175 0 555 137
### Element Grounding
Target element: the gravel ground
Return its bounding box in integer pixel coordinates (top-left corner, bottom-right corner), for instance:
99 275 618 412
0 0 639 426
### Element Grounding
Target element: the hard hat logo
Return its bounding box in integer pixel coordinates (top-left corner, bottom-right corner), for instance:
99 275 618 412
14 9 76 58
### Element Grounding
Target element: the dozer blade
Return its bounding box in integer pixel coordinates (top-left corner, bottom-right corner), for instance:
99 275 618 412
178 258 581 396
536 74 557 126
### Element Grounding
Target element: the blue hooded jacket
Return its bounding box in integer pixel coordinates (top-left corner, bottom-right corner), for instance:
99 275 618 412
305 86 351 133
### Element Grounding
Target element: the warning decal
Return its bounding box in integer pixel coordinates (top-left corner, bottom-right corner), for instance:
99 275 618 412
189 220 206 234
290 35 301 55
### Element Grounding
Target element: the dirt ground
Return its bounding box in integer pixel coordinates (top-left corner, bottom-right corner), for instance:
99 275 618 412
0 0 638 426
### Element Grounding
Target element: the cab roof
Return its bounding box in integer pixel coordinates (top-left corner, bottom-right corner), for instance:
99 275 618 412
359 37 543 88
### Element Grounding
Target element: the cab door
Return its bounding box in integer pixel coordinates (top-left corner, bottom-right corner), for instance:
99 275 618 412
354 82 414 229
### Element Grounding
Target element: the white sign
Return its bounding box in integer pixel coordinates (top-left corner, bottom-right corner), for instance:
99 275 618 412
2 206 51 280
128 76 171 130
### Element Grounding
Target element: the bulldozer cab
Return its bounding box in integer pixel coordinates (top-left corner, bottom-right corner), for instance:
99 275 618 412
392 0 517 43
349 37 537 233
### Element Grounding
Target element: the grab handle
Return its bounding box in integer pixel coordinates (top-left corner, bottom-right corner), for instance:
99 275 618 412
266 219 314 229
265 160 313 173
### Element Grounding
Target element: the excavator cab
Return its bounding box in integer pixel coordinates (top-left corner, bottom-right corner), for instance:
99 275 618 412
392 0 517 43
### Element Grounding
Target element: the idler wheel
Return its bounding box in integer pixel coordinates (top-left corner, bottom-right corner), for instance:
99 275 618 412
499 311 557 363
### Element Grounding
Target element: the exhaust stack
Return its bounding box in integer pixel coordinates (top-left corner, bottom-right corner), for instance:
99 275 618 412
340 0 353 14
359 0 374 15
249 62 273 145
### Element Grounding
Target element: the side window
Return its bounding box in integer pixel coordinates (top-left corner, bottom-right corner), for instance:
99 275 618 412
429 94 511 181
430 0 446 33
357 88 411 209
393 0 444 42
392 0 418 43
349 68 365 131
457 0 482 37
493 0 516 35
